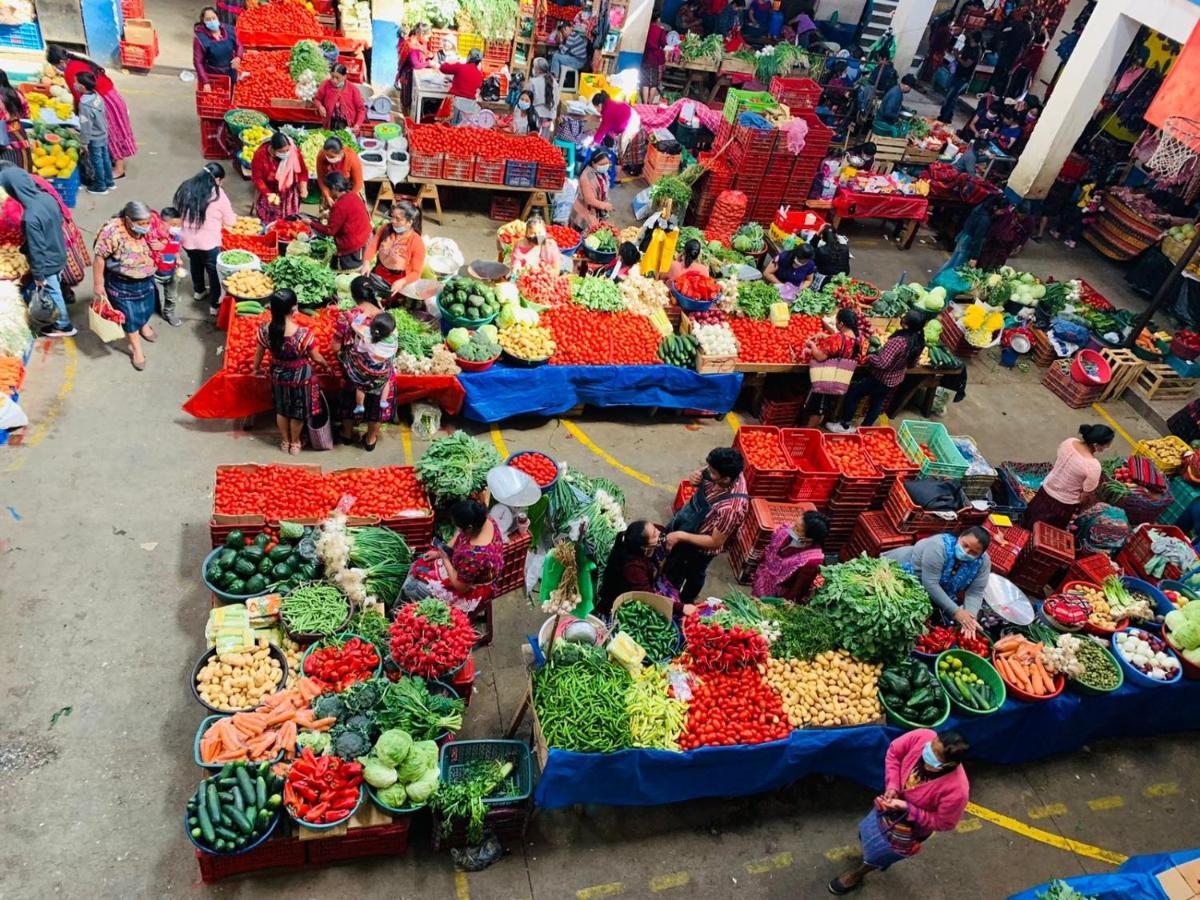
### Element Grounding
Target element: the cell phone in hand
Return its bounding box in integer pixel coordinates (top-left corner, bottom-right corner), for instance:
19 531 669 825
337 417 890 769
432 538 451 554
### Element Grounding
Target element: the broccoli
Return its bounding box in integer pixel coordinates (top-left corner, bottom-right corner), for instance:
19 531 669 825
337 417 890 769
311 693 346 721
341 678 384 713
332 728 370 759
344 713 374 736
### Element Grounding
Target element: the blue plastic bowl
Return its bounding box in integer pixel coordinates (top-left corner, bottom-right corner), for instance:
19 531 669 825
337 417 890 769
670 283 717 312
1120 576 1173 631
201 547 272 603
366 783 427 816
286 783 364 831
1111 627 1183 688
505 450 560 494
185 795 281 856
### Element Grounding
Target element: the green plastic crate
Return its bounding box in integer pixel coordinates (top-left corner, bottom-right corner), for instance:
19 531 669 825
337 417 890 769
439 740 533 806
1164 476 1200 526
897 420 969 480
722 89 778 123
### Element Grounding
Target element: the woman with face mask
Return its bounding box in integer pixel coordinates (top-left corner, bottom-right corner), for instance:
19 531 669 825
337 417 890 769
883 527 992 638
596 520 681 618
829 729 970 894
512 89 538 136
570 152 614 231
751 509 829 602
361 200 426 296
510 215 562 272
250 132 309 223
92 201 161 370
314 64 366 131
192 6 242 92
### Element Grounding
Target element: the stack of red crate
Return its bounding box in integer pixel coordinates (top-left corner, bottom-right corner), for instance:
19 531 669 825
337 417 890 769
728 498 808 583
783 109 833 210
691 154 735 227
882 477 959 534
1063 552 1122 587
195 74 232 159
781 427 839 508
823 434 885 550
983 520 1029 577
768 76 822 111
839 510 912 560
755 383 805 426
495 529 532 595
733 425 797 501
1011 522 1075 597
858 426 921 506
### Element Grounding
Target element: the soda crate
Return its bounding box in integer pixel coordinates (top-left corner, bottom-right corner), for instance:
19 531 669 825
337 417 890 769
443 151 476 182
120 37 158 69
305 820 412 866
46 169 80 208
897 419 969 480
1042 359 1103 409
1064 552 1122 587
781 428 839 506
535 164 567 190
475 157 505 184
196 75 232 117
983 520 1029 577
733 425 797 500
200 118 232 161
672 479 697 512
120 0 144 17
1123 523 1191 583
504 160 538 188
410 150 445 180
496 529 532 595
768 76 821 110
938 308 978 358
195 833 306 883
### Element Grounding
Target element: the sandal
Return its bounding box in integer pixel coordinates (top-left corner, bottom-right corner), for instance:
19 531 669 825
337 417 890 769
280 440 291 453
130 355 146 371
828 877 862 895
140 326 157 342
288 442 301 455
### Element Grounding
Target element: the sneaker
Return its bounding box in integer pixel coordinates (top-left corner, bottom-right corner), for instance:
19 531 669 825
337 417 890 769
42 324 77 337
86 187 108 195
208 305 219 317
164 311 182 327
1064 239 1077 249
825 422 850 433
107 183 117 191
193 291 208 301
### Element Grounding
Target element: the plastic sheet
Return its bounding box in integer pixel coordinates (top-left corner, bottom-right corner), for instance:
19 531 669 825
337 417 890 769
533 677 1200 808
1009 848 1200 900
456 364 744 422
831 189 930 222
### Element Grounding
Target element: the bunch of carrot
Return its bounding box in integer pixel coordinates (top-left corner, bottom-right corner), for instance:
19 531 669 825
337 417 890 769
993 635 1059 697
198 676 335 764
0 357 24 396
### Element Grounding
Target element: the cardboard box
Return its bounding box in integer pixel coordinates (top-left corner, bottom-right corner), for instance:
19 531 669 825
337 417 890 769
123 17 155 45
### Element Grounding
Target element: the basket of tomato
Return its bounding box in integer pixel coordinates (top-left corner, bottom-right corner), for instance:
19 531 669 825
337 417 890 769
859 426 921 479
823 433 884 500
506 451 559 492
671 270 721 312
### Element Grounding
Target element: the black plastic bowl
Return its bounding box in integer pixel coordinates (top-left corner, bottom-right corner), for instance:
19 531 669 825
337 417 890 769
190 644 289 715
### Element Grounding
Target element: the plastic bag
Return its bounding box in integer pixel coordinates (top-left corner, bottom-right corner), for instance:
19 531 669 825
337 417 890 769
632 187 654 221
552 179 578 225
928 267 971 297
411 402 441 441
931 386 952 416
0 394 27 430
25 283 57 326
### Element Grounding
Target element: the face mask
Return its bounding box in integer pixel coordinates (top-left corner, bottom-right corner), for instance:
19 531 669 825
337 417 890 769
169 226 182 238
596 164 611 174
326 154 343 165
275 152 289 161
922 741 944 770
517 100 531 110
787 528 807 547
392 224 409 234
954 543 974 563
204 19 220 31
130 223 150 235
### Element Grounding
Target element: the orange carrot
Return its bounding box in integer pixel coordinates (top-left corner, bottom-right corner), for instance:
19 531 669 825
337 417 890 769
309 716 337 730
265 707 296 727
215 747 249 762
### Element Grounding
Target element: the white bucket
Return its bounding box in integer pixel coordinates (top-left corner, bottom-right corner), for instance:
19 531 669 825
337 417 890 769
216 250 262 296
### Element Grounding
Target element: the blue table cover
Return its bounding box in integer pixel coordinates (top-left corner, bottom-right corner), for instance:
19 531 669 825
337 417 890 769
533 678 1200 809
457 364 744 422
1009 847 1200 900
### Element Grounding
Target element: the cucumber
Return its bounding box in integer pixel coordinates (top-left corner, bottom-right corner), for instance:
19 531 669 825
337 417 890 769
231 787 244 811
188 815 199 827
207 783 222 824
214 839 227 852
197 798 215 845
940 675 964 703
217 776 238 788
227 806 254 836
235 765 256 801
214 825 239 842
191 827 203 840
256 776 267 809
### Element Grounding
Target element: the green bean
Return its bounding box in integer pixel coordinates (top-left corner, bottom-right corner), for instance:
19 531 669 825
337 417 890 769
533 659 632 753
281 584 349 634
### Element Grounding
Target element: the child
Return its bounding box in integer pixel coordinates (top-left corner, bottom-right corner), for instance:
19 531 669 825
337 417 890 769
1053 181 1099 249
340 311 397 418
76 71 114 195
154 206 184 326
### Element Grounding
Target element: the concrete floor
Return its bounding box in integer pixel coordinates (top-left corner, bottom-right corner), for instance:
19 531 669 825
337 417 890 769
1 42 1199 900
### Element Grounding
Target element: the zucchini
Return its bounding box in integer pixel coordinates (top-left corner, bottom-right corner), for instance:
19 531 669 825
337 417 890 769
231 787 244 811
256 776 267 809
224 530 245 549
197 802 215 845
227 806 254 836
235 766 256 802
214 825 239 842
242 544 266 563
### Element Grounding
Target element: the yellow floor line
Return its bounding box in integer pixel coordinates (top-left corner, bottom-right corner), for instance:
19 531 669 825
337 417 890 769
561 420 674 492
490 423 509 458
965 802 1128 865
726 412 741 436
397 421 414 466
1090 403 1136 449
5 339 77 475
454 871 470 900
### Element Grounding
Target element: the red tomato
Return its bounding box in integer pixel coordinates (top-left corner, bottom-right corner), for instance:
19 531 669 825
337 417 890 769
509 451 557 486
737 429 790 470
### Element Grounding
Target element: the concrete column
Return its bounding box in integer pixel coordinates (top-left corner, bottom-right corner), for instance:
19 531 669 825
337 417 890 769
616 0 654 72
1008 0 1199 199
1032 0 1088 95
890 0 939 74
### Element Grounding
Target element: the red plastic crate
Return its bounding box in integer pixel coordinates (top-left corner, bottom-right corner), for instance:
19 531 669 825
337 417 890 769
496 528 532 595
838 510 911 560
410 150 445 180
305 820 411 865
859 426 922 479
200 117 231 160
475 157 505 184
443 152 476 182
824 434 885 502
433 804 529 851
781 428 839 505
757 393 803 426
119 32 158 69
673 479 696 512
195 834 305 883
1030 521 1075 565
535 164 567 190
768 76 822 110
120 0 144 16
1042 359 1103 409
196 75 232 117
734 425 797 501
1064 552 1122 587
1123 523 1191 583
490 194 521 221
983 520 1029 577
484 40 512 64
883 478 960 533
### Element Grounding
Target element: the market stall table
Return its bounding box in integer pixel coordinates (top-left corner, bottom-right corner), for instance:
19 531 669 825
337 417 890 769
830 189 929 250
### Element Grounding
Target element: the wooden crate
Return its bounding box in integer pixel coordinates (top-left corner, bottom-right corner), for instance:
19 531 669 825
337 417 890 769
870 136 908 173
1097 347 1144 401
903 145 941 166
1031 327 1056 367
1133 363 1196 402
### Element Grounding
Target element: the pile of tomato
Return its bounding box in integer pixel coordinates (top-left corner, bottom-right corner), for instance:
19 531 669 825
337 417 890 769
272 219 312 243
1076 281 1114 312
782 314 824 362
542 307 660 366
325 466 431 516
509 451 558 486
859 429 916 473
824 435 880 478
215 464 338 518
237 0 323 34
547 225 580 250
406 124 567 169
517 263 571 306
225 310 338 375
607 312 662 365
918 442 937 462
827 277 881 308
737 428 790 470
232 51 299 108
727 317 793 363
677 668 791 749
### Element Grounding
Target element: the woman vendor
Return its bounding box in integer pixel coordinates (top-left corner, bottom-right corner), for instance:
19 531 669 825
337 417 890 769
92 200 161 370
407 499 504 614
569 152 613 231
764 238 816 288
396 23 432 111
510 216 562 272
662 239 708 283
193 6 241 92
315 136 364 209
314 64 366 131
597 521 682 618
1024 424 1112 529
361 200 425 296
883 527 992 638
751 509 829 602
250 132 308 223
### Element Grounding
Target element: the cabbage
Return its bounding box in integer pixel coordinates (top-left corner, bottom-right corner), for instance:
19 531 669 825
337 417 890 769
376 783 409 808
1166 607 1200 650
405 769 439 804
477 323 499 342
395 739 438 783
374 729 413 767
924 320 943 343
1185 647 1200 666
446 327 470 351
495 282 519 305
361 755 399 789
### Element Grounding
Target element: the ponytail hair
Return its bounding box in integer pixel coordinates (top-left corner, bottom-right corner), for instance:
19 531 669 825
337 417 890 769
682 239 701 266
47 44 105 77
268 289 298 357
1079 423 1114 450
898 309 926 367
369 311 396 343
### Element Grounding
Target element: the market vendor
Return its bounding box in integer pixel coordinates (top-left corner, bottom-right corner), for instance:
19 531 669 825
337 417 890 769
591 92 634 155
315 136 364 209
662 239 708 282
764 238 816 288
1025 424 1113 529
92 200 160 371
510 216 562 272
193 6 242 91
675 0 703 35
308 173 372 271
751 509 829 602
250 132 308 223
953 137 988 175
314 64 366 131
396 23 433 110
549 22 589 78
569 153 614 231
876 74 916 127
813 225 850 280
605 242 642 281
406 499 504 614
597 520 680 618
48 46 137 179
441 49 484 125
882 528 992 638
361 200 426 295
664 447 750 604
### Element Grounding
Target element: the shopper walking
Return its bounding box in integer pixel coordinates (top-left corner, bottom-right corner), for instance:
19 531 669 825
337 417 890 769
829 729 970 894
173 162 237 314
308 172 372 271
151 206 184 327
193 6 242 90
331 276 388 448
938 31 982 124
664 447 750 603
92 201 160 369
976 201 1035 270
751 509 829 602
253 289 327 454
804 307 867 427
829 309 926 431
76 71 115 196
47 45 137 178
1025 424 1113 529
640 14 668 103
0 165 71 337
251 132 308 223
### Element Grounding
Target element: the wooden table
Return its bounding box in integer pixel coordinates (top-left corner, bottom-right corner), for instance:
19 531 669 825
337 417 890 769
735 364 963 416
406 177 552 225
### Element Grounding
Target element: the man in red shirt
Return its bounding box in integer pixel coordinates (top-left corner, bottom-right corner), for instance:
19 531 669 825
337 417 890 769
440 49 484 124
309 173 372 270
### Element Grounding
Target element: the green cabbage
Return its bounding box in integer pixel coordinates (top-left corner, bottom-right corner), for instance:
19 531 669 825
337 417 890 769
446 327 471 351
376 783 409 808
1165 606 1200 650
396 739 438 784
361 755 399 788
374 729 413 768
405 769 439 804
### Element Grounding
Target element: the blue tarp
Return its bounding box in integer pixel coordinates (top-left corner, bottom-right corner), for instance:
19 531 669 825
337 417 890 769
533 678 1200 808
457 364 744 422
1009 848 1200 899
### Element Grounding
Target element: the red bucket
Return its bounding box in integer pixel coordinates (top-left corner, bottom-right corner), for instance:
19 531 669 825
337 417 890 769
1070 349 1112 385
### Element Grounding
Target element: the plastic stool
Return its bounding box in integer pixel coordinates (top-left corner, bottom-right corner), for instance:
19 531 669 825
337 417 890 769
556 64 580 97
553 139 576 173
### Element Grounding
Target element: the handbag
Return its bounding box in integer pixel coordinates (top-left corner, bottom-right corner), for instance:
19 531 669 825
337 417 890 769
809 337 861 395
26 282 58 326
88 300 126 342
306 390 334 450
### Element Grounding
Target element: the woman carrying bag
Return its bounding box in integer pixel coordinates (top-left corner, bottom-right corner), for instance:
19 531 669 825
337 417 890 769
804 307 867 428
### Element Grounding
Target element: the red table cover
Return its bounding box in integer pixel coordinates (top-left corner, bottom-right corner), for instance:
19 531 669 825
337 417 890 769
831 189 929 222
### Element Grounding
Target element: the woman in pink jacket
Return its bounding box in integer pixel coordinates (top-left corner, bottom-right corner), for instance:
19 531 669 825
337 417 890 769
173 162 237 315
829 729 970 894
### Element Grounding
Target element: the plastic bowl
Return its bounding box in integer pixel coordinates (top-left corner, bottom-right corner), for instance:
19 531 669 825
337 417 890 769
201 547 273 603
1065 642 1125 696
583 246 617 264
1163 627 1200 680
1036 603 1086 633
366 783 427 816
1083 615 1130 639
1158 579 1200 606
500 349 550 367
1070 348 1112 385
454 350 501 372
1120 576 1173 631
669 283 717 312
991 649 1064 703
879 683 950 731
194 714 285 769
1111 627 1183 688
190 644 289 715
505 450 560 494
935 649 1006 715
299 632 384 681
185 800 281 856
437 300 497 334
286 783 364 831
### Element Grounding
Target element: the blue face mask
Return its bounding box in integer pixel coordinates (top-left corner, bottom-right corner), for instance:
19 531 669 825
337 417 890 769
954 543 974 563
130 223 150 236
517 100 531 110
921 741 944 770
204 19 220 31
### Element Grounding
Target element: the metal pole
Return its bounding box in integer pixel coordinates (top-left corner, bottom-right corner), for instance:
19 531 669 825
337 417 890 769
1122 228 1200 349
